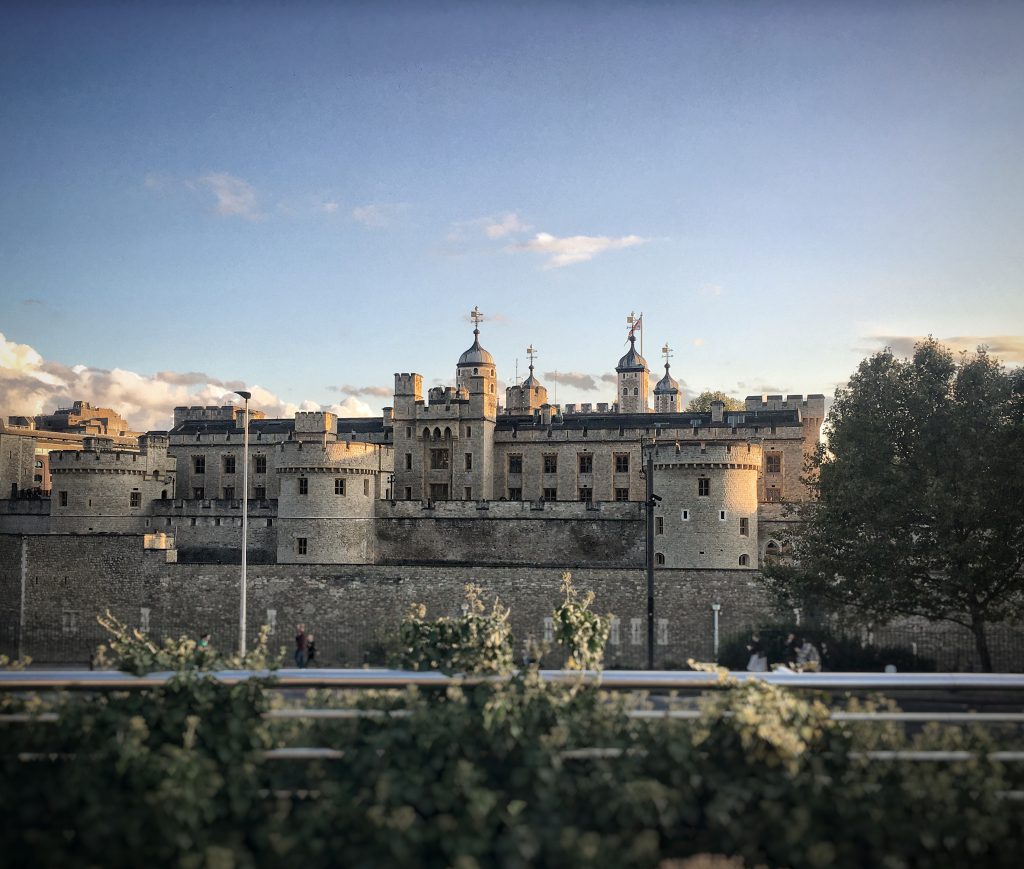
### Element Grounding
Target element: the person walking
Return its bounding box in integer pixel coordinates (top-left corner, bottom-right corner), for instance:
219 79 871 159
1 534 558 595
795 636 821 672
294 623 308 668
306 634 317 667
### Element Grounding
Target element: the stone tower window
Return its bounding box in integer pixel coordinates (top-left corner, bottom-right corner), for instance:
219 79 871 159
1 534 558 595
335 478 346 495
430 449 450 470
655 516 664 535
698 478 710 497
739 554 750 566
543 455 557 474
296 537 307 555
655 552 665 566
615 488 630 501
130 491 141 508
253 456 267 474
223 456 236 474
508 455 523 474
405 453 412 470
614 454 629 473
578 454 592 474
766 454 782 473
740 517 749 536
364 478 370 496
59 491 68 506
465 453 472 471
298 478 308 495
193 456 205 474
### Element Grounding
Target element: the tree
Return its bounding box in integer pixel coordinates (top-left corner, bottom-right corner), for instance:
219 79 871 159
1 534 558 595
686 391 744 412
762 338 1024 671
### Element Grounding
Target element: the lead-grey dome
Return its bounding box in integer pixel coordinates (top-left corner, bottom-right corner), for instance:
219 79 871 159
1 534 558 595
616 334 647 372
457 328 495 367
654 363 680 395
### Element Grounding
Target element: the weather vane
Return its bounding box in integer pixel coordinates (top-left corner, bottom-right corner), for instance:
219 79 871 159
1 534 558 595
470 305 484 331
662 343 673 367
526 344 537 371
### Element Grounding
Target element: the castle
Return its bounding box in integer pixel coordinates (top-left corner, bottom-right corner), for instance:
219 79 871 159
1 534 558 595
0 311 838 667
18 312 824 570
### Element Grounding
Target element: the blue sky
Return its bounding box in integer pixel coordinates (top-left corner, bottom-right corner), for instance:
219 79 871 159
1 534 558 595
1 1 1022 429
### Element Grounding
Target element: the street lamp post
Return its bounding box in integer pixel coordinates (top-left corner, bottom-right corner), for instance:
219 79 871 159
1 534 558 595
234 390 251 657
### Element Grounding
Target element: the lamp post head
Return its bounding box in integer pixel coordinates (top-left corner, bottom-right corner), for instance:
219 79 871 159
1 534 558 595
234 390 252 402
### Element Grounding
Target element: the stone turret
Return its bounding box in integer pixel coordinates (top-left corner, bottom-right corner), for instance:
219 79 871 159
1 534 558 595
653 359 681 413
616 334 650 414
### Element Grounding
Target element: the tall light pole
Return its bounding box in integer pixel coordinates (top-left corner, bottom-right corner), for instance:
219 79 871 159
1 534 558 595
234 390 251 657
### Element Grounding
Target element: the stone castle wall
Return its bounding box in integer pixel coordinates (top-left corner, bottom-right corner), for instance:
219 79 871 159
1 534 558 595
0 532 769 667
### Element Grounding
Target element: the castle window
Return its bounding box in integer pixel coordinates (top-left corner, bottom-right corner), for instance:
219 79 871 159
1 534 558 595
630 618 642 645
140 607 150 633
740 517 749 536
405 453 412 470
223 486 234 500
739 554 750 566
508 487 522 500
296 537 307 555
615 488 630 501
404 486 412 500
464 486 472 500
698 478 710 497
609 617 620 645
655 516 664 535
719 510 727 521
364 478 370 496
623 387 628 396
765 486 782 502
406 427 412 438
223 456 236 474
655 552 665 565
543 617 553 643
614 454 629 473
59 491 68 507
253 456 267 474
166 518 172 526
254 485 266 500
508 455 523 475
578 487 593 502
633 388 638 396
542 487 558 501
466 426 471 437
215 518 221 526
766 454 782 474
298 478 308 495
465 453 472 471
543 454 557 474
190 517 197 526
657 619 668 646
130 491 141 508
429 483 449 500
267 518 273 527
681 509 690 521
193 456 205 474
193 487 205 500
765 541 780 561
578 454 592 474
335 478 346 496
430 449 450 470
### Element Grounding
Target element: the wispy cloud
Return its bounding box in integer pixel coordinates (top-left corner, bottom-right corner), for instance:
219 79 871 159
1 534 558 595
869 334 1024 363
544 371 601 391
511 232 648 268
351 203 407 228
0 332 371 431
200 172 264 221
329 384 392 398
448 211 532 243
485 212 532 239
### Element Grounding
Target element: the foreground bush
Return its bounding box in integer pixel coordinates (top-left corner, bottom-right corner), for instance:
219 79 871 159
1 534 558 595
2 613 1022 867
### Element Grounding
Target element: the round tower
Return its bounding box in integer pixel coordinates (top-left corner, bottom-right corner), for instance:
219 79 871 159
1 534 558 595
651 439 761 570
455 306 497 400
616 334 650 414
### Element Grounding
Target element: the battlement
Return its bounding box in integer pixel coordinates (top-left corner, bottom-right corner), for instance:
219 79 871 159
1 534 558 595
652 439 763 468
744 394 826 416
173 405 267 426
275 438 382 469
49 448 161 474
394 373 424 397
379 498 643 520
563 403 612 415
294 410 337 434
427 385 468 405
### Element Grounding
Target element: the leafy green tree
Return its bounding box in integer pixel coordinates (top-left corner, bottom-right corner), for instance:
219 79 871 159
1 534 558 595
685 391 744 412
763 338 1024 671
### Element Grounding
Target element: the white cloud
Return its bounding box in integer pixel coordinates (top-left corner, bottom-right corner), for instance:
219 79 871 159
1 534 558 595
0 333 371 431
512 232 649 268
485 212 532 239
199 172 264 221
321 201 339 214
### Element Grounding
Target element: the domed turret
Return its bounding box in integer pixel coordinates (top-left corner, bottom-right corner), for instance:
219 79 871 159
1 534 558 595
654 359 681 413
457 331 495 367
455 306 497 400
616 330 650 414
505 344 548 415
616 334 647 372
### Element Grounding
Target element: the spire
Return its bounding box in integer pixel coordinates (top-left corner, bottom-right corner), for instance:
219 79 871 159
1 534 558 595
526 344 537 380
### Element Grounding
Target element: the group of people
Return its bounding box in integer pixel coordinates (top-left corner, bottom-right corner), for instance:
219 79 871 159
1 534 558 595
294 623 317 668
746 631 823 672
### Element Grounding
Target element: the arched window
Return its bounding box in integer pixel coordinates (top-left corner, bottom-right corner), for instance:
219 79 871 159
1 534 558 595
765 541 781 561
655 552 666 566
623 387 628 396
433 427 442 440
739 554 749 567
422 427 431 440
634 388 638 395
443 426 452 439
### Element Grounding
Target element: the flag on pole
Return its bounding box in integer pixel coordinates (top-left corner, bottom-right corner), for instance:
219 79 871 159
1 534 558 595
629 313 643 338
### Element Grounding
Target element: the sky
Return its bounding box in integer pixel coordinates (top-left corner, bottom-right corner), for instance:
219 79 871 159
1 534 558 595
1 0 1022 430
